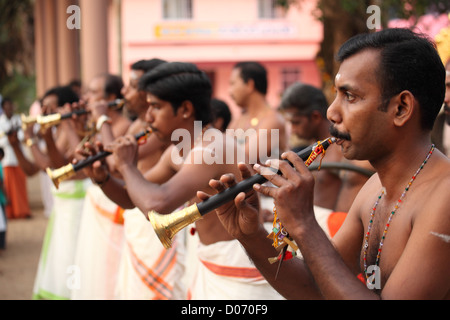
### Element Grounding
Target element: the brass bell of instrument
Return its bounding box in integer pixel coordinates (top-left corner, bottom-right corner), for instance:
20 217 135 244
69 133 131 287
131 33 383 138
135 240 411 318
20 113 62 132
46 164 76 189
20 114 37 129
37 113 63 132
148 203 202 249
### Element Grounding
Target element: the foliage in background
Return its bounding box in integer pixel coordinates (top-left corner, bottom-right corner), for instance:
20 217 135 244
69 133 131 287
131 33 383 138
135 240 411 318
0 0 448 111
0 0 35 113
277 0 450 101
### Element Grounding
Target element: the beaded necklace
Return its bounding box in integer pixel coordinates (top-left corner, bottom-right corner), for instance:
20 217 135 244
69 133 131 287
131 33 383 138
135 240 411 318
363 144 435 281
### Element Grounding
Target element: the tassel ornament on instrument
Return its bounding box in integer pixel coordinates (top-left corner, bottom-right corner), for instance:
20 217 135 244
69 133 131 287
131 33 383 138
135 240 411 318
149 137 337 249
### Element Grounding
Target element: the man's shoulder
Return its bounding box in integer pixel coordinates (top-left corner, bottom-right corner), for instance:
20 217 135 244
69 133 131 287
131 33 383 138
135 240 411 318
127 119 145 135
430 162 450 195
430 154 450 183
260 108 286 128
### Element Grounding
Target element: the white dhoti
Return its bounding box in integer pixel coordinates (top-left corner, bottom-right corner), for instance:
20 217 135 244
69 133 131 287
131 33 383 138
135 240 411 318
71 184 125 300
32 179 90 300
114 208 186 300
187 238 285 300
0 205 5 233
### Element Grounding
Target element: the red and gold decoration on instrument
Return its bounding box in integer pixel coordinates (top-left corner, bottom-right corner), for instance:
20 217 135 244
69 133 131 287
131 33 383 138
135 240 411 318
266 139 329 279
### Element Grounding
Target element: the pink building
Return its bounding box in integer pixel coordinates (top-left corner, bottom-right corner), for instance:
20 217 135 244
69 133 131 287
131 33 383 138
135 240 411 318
119 0 323 116
34 0 323 117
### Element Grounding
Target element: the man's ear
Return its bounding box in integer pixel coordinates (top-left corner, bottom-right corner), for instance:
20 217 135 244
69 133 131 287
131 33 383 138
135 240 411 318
178 100 195 119
246 78 255 92
392 90 415 127
310 110 323 124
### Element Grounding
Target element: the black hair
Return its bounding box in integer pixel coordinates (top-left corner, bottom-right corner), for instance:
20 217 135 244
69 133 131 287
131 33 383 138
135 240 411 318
132 59 167 74
1 97 12 109
233 61 268 95
279 82 328 118
211 98 232 131
139 62 212 124
337 28 445 130
102 74 124 100
68 79 81 88
42 86 79 107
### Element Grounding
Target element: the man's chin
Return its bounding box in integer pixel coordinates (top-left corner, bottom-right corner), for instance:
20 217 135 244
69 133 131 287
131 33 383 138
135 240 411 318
153 131 169 142
337 140 355 159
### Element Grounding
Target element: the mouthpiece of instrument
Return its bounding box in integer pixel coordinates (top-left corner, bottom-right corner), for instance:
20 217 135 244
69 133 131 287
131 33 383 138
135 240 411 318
108 99 125 110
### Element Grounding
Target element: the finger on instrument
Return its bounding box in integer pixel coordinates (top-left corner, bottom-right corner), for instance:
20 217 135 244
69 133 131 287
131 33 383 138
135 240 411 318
282 151 309 173
237 162 254 180
253 163 285 187
253 181 277 199
209 178 227 193
220 173 238 188
234 192 247 209
197 190 211 201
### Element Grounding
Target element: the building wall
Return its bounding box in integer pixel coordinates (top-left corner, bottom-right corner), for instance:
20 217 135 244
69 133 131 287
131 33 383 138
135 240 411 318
120 0 323 116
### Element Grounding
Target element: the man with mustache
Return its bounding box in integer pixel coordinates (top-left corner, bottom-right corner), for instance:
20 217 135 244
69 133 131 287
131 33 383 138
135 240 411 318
279 82 374 214
200 28 450 299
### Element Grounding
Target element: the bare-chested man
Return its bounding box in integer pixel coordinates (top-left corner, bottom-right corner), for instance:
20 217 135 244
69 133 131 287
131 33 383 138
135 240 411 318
80 62 283 300
72 62 174 299
87 60 170 174
228 61 287 164
78 58 176 300
200 28 450 299
279 82 374 213
28 85 91 300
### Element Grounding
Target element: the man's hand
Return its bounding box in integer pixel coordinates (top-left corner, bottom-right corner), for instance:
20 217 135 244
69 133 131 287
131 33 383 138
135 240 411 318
106 134 139 172
87 100 109 123
75 140 110 183
253 151 316 235
197 163 262 240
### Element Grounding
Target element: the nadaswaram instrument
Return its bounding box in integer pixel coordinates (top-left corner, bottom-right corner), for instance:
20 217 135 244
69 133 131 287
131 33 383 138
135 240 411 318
20 99 125 131
46 128 152 189
21 109 90 132
149 137 337 249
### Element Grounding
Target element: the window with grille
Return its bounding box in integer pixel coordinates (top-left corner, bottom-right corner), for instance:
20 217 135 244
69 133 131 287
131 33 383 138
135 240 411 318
204 70 216 95
258 0 285 19
281 67 301 91
162 0 192 19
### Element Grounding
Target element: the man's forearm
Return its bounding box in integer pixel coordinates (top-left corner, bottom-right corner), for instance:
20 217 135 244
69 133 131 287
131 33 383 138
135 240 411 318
44 134 68 168
291 219 378 300
118 163 170 215
100 174 135 209
11 144 40 176
239 225 323 300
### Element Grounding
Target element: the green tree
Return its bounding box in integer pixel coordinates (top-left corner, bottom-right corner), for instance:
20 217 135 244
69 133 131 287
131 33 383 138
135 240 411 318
277 0 449 101
0 0 35 112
